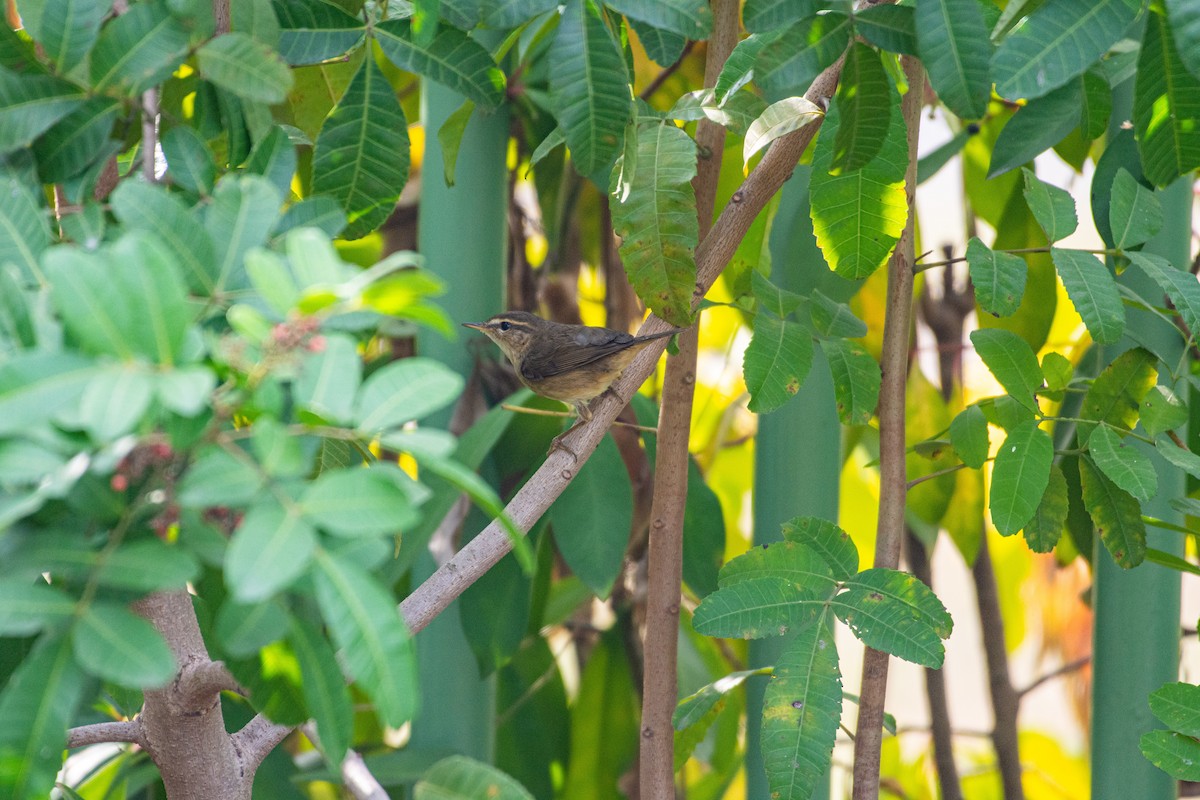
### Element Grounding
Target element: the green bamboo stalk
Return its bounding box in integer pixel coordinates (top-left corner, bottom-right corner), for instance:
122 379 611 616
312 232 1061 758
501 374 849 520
410 80 510 762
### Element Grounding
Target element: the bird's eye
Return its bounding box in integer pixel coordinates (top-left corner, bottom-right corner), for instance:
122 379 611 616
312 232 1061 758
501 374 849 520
499 321 511 331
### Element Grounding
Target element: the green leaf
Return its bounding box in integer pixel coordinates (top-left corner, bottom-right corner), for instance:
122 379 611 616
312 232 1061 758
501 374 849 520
761 614 842 800
1108 168 1163 250
289 617 353 765
1150 682 1200 736
830 43 891 175
990 419 1053 536
314 549 416 727
79 367 154 441
0 175 52 283
233 0 281 45
311 56 409 240
820 337 880 426
0 580 75 636
988 80 1082 177
717 541 836 595
0 633 87 800
225 500 317 601
415 755 535 800
436 99 475 187
161 126 217 196
1080 66 1112 140
950 404 990 469
1127 251 1200 341
1078 348 1157 450
74 602 176 688
832 568 953 668
855 4 917 55
1168 0 1200 80
966 237 1027 318
757 14 851 99
1079 455 1145 568
629 17 686 66
993 0 1138 101
375 20 505 110
1088 425 1157 503
206 174 282 291
1023 463 1067 552
610 122 698 327
1155 434 1200 481
294 334 360 424
1134 7 1200 187
1042 352 1073 392
751 271 805 318
548 434 632 598
95 540 199 591
780 516 859 581
714 33 772 103
0 69 85 154
604 0 711 39
244 126 298 200
215 597 289 657
810 290 867 338
90 3 191 95
915 0 991 119
25 0 106 72
742 0 817 33
1051 247 1125 345
110 180 219 295
1141 730 1200 781
156 365 216 417
198 32 293 104
354 357 463 432
483 0 559 28
42 247 135 359
743 95 824 166
809 77 908 280
302 467 417 536
274 196 348 238
674 667 771 729
970 328 1044 413
1141 385 1187 437
31 97 119 184
272 0 366 65
1021 168 1078 243
0 352 97 436
110 232 192 364
548 0 631 179
692 577 825 639
744 314 813 414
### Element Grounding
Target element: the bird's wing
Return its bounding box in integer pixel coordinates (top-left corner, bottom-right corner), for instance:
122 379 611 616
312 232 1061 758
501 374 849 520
519 327 636 380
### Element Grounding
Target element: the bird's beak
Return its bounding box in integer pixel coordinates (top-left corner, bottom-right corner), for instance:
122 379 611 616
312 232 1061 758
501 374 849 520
462 322 485 330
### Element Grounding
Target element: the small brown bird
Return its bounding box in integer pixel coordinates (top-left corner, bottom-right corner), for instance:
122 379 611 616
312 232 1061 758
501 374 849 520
462 311 680 453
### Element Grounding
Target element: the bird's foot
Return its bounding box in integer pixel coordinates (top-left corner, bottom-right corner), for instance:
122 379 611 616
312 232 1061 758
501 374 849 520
548 432 579 461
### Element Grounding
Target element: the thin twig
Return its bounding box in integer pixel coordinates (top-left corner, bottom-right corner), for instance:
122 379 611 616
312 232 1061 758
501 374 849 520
67 720 146 749
1016 655 1091 701
499 403 658 432
639 41 696 100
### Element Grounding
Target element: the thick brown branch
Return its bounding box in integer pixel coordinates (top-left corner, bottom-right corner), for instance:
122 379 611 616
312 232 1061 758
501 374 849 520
68 720 146 749
851 54 924 799
231 715 295 774
973 541 1024 800
176 660 243 710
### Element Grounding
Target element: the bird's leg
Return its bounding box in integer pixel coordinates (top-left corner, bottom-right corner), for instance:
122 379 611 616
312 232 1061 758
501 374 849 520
547 400 594 460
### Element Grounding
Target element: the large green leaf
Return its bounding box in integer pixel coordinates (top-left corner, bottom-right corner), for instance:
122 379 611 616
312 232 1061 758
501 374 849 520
1141 385 1187 437
0 634 87 800
966 237 1027 318
717 541 836 595
989 419 1053 536
1079 455 1145 568
1141 731 1200 781
1134 7 1200 187
311 56 409 240
988 80 1082 177
744 314 813 414
1167 0 1200 80
548 0 631 179
354 357 463 432
1108 169 1163 250
628 17 686 66
289 617 353 765
178 446 264 508
610 122 698 326
761 612 842 800
780 516 859 581
992 0 1138 101
225 500 318 601
675 667 771 729
215 598 289 658
314 549 416 727
915 0 991 119
742 0 818 33
95 540 198 592
715 32 773 103
294 334 361 424
79 366 154 441
161 126 217 196
1080 66 1113 139
1023 463 1068 552
832 568 953 668
109 232 191 364
0 69 84 155
415 755 535 800
42 247 136 359
1088 425 1157 503
809 77 908 280
375 20 505 110
949 404 990 469
692 577 825 639
31 97 120 184
90 2 191 95
970 328 1044 413
831 43 891 175
1127 252 1200 341
820 337 880 426
23 0 106 73
0 176 52 283
483 0 559 28
1156 434 1200 480
548 434 632 598
110 180 218 294
1051 248 1125 345
0 352 97 436
0 580 76 636
205 174 281 291
1150 682 1200 737
301 466 418 536
756 13 851 98
604 0 711 39
855 4 917 55
272 0 366 65
197 32 294 104
1079 347 1157 446
1021 168 1078 242
73 602 176 688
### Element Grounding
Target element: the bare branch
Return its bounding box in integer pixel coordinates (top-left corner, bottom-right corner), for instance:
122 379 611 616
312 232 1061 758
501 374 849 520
68 720 145 749
341 748 390 800
231 715 295 773
176 660 244 710
1017 655 1091 701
